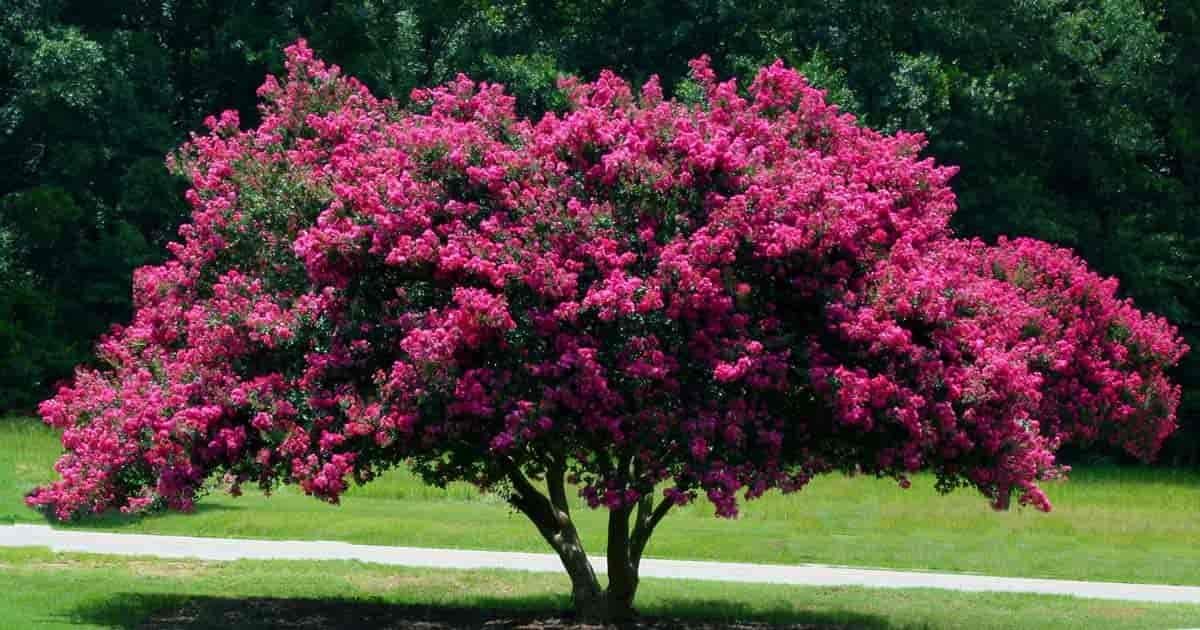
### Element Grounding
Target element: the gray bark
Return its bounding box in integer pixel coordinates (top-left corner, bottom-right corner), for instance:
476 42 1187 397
504 461 672 621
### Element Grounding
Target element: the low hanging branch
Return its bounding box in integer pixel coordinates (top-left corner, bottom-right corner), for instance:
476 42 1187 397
26 40 1187 621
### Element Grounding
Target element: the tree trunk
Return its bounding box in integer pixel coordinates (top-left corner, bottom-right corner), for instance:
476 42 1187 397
598 493 673 620
605 504 639 621
561 508 638 622
504 462 671 622
505 462 606 618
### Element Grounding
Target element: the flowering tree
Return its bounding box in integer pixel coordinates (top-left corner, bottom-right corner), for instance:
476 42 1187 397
28 42 1186 620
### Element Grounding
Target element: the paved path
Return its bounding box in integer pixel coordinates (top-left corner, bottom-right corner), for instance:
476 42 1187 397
3 524 1200 605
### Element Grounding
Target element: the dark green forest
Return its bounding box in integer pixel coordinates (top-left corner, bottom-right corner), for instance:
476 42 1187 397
2 0 1197 463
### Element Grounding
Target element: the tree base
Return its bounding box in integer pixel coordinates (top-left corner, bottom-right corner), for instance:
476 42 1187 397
573 591 637 624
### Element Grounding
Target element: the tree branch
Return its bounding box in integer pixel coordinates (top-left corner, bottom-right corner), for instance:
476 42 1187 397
546 455 571 526
630 496 673 569
503 460 561 543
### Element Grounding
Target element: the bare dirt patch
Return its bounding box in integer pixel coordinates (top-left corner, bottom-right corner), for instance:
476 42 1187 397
9 554 209 579
125 560 210 579
344 572 439 593
1087 603 1148 621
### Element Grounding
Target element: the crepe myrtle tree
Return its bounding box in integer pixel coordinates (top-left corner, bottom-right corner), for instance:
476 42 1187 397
29 41 1186 620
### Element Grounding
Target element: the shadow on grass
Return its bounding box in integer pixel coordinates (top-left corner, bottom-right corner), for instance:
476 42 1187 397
65 593 895 629
39 501 245 530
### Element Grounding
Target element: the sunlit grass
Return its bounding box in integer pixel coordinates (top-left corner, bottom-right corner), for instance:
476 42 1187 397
5 548 1200 629
6 416 1199 586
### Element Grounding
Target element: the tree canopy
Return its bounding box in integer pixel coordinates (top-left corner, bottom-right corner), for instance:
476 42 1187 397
2 1 1198 462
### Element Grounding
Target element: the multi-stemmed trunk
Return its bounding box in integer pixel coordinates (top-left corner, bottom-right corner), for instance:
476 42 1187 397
505 461 672 622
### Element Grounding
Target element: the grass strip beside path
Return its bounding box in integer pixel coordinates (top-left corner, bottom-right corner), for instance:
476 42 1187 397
6 417 1199 587
5 548 1200 629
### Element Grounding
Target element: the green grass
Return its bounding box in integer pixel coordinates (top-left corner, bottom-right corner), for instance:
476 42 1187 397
4 547 1199 629
5 416 1200 587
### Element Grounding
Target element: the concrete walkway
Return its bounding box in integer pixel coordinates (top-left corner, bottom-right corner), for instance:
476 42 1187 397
3 523 1200 605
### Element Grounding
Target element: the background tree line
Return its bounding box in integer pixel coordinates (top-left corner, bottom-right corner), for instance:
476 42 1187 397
2 0 1197 464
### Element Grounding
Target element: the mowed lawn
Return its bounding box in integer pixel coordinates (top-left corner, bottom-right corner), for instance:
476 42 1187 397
5 548 1200 630
5 417 1199 587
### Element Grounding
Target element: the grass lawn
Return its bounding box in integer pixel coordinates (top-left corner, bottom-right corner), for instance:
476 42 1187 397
5 547 1200 629
5 417 1199 587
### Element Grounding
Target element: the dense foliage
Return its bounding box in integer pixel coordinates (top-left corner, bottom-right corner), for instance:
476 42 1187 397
1 1 1198 463
27 43 1185 619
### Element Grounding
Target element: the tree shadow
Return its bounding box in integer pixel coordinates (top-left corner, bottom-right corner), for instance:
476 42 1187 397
64 593 896 629
38 501 245 530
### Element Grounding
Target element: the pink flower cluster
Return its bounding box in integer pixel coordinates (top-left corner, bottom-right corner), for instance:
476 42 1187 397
27 41 1185 522
812 238 1184 509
